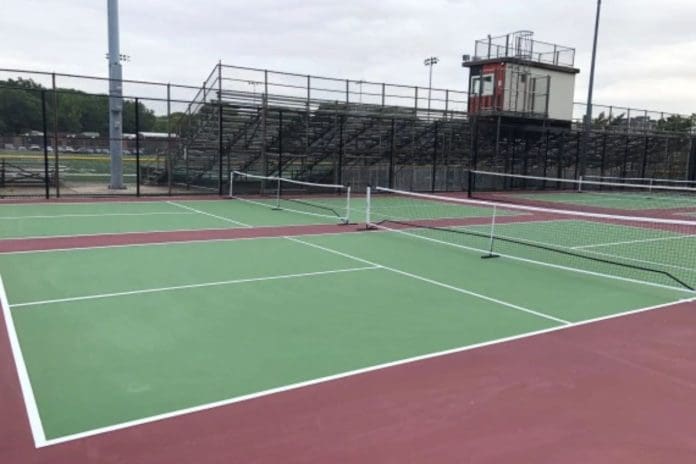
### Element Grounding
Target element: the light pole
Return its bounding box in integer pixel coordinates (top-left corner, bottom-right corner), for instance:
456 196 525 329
107 0 127 189
424 57 439 115
582 0 602 177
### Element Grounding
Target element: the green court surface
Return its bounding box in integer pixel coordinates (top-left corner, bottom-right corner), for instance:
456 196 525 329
513 191 696 210
0 197 514 239
1 216 693 444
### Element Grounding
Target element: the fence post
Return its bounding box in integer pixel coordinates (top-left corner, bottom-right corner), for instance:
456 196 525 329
444 89 449 120
218 99 224 195
166 83 173 195
218 64 224 195
640 135 650 178
431 121 439 192
338 114 344 185
542 129 550 182
389 118 395 188
688 136 696 181
135 98 141 197
261 70 268 178
52 73 60 197
278 110 283 182
41 90 50 199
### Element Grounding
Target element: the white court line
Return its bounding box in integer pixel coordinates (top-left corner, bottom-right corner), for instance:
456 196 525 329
0 274 47 447
35 293 696 448
11 266 380 309
285 236 570 325
166 201 252 228
0 212 195 220
572 233 696 250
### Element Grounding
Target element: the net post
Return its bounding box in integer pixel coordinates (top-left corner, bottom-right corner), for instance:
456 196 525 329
228 171 234 197
578 175 583 193
481 204 500 259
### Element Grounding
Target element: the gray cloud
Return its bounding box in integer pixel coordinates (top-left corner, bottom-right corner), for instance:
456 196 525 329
2 0 695 114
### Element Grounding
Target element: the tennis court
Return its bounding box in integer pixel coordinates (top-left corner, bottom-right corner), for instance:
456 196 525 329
1 181 695 453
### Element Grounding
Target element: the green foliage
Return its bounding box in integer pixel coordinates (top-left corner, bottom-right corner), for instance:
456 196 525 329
656 114 696 133
592 111 626 130
152 112 185 132
0 78 166 135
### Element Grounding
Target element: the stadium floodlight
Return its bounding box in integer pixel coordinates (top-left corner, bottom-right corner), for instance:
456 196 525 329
424 57 439 117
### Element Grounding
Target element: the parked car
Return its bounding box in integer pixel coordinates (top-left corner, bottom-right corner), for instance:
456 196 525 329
28 144 41 151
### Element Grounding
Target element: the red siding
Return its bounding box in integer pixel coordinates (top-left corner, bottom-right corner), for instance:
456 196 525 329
468 63 505 113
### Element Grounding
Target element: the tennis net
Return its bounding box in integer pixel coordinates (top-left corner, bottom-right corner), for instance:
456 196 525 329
366 186 696 292
468 170 696 215
230 171 351 224
583 175 696 190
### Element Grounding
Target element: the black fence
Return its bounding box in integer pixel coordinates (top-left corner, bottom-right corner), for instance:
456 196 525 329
1 68 695 198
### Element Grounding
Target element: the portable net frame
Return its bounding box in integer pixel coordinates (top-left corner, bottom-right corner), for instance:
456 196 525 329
468 170 696 215
366 186 696 292
229 171 351 224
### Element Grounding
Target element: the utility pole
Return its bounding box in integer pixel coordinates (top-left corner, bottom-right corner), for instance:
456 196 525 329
107 0 129 189
582 0 602 177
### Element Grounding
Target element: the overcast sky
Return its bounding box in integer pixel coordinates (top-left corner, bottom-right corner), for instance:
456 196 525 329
2 0 696 114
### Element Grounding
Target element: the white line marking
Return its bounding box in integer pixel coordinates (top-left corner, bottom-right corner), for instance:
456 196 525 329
372 223 694 295
166 201 252 228
37 293 696 448
572 233 696 250
11 266 380 308
0 212 195 220
285 236 570 325
0 274 47 447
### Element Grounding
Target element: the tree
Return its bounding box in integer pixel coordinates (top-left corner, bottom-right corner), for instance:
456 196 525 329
0 77 167 135
656 114 696 133
592 111 626 130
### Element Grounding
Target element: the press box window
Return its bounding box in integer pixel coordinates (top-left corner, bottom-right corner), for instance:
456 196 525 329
471 74 495 96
